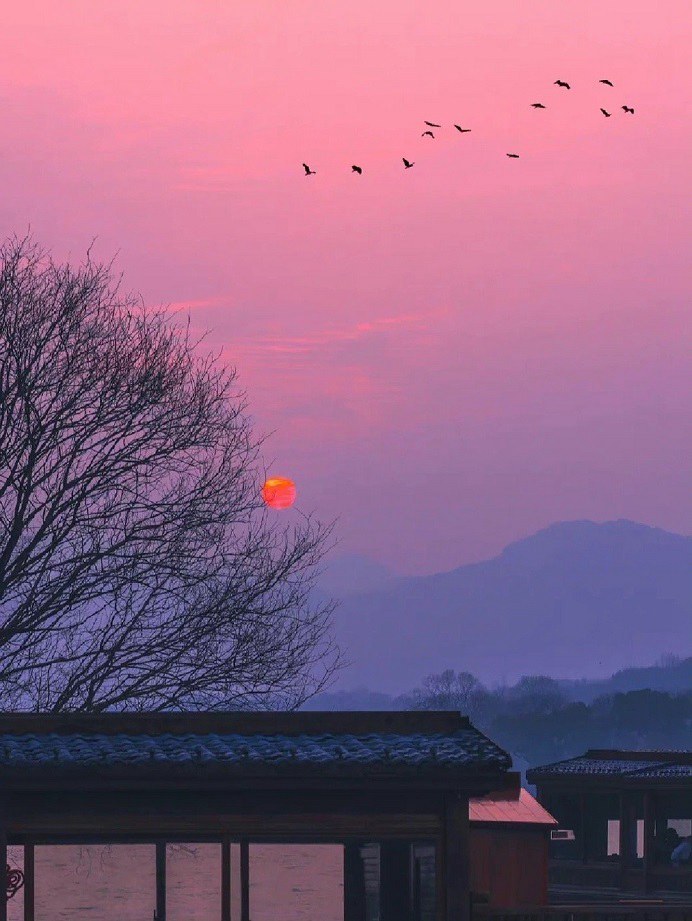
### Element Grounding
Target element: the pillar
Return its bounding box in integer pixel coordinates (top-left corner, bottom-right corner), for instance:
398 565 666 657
643 792 655 893
240 839 250 921
23 844 35 921
380 841 411 921
221 836 231 921
155 842 166 921
579 792 588 863
0 823 7 921
344 843 367 921
442 792 470 921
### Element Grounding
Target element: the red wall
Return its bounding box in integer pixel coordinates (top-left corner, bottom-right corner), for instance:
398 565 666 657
470 826 549 908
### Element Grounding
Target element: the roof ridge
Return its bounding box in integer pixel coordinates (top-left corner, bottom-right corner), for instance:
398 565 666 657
0 711 472 737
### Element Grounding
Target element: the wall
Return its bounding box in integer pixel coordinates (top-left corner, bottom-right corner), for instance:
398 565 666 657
470 826 549 908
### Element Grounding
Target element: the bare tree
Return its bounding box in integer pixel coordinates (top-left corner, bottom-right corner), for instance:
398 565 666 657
0 236 339 712
402 669 488 719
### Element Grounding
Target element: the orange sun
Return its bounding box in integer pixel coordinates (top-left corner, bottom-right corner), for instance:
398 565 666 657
261 476 297 510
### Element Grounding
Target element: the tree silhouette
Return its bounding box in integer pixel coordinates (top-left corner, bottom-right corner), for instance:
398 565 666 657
0 236 338 712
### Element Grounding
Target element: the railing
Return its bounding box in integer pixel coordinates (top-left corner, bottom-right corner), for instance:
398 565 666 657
474 905 692 921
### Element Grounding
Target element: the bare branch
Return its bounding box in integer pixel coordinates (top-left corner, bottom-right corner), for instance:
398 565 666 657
0 235 340 711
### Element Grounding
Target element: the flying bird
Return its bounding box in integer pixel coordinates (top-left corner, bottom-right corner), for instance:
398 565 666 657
554 80 570 89
421 130 435 138
599 79 614 86
622 106 635 114
506 153 520 158
351 165 363 174
424 121 441 127
531 103 546 109
302 163 316 176
402 158 415 169
454 125 472 132
600 108 611 117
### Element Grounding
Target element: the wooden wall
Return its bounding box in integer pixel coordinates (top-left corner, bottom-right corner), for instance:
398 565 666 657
470 826 549 908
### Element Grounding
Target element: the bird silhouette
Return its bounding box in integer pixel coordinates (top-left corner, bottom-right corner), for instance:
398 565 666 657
554 80 570 89
454 125 472 132
531 103 546 109
351 165 363 174
402 158 415 169
622 105 635 114
421 130 435 138
599 79 614 86
302 163 316 176
506 153 520 158
600 108 611 117
424 121 441 127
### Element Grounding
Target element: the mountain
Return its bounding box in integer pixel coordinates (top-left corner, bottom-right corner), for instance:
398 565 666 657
324 520 692 692
316 553 394 598
558 655 692 702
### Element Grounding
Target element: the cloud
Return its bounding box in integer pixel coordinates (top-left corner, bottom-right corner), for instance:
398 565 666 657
230 308 446 359
166 296 228 314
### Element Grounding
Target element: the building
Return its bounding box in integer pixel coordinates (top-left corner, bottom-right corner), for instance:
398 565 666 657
0 710 512 921
469 775 557 908
527 749 692 896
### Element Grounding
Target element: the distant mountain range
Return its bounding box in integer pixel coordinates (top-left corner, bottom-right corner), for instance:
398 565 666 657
305 656 692 711
316 520 691 693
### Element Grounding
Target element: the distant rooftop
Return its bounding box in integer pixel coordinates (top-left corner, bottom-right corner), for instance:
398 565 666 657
527 749 692 786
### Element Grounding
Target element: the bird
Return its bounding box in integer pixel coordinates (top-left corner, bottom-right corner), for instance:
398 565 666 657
600 108 611 117
302 163 316 176
351 165 363 174
421 130 435 138
454 125 472 132
622 105 635 114
531 103 546 109
506 153 520 158
424 121 441 127
402 158 415 169
599 79 614 86
554 79 570 89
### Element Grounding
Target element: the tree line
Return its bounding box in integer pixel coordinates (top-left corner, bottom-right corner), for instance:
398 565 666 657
402 670 692 767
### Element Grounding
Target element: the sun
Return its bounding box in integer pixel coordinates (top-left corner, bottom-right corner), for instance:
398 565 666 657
261 476 297 510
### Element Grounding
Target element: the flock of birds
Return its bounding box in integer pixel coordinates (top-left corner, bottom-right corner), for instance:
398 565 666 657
301 78 635 176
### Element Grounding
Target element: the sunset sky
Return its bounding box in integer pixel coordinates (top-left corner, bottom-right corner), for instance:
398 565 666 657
2 0 689 574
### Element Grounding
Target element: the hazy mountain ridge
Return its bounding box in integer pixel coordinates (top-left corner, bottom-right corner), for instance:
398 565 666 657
306 656 692 711
319 519 691 692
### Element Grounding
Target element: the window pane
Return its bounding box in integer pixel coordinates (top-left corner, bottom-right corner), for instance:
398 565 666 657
34 845 155 920
607 819 620 855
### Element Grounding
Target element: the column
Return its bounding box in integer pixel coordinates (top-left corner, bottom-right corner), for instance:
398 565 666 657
344 843 366 921
155 842 166 921
221 836 231 921
240 839 250 921
443 793 470 921
23 844 35 921
643 792 655 893
380 841 411 921
579 793 588 863
0 822 7 921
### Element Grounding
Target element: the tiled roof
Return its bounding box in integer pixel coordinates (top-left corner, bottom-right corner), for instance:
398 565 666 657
0 724 511 781
469 787 557 826
527 749 692 784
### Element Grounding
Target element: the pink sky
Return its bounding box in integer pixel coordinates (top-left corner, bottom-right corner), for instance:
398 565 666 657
1 0 690 574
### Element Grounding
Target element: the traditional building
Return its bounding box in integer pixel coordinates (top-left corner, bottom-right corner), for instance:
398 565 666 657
0 710 512 921
527 749 692 896
469 775 557 908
